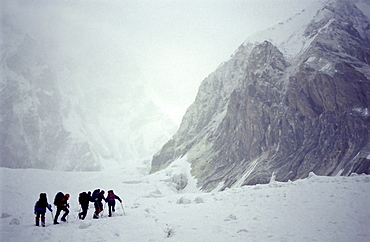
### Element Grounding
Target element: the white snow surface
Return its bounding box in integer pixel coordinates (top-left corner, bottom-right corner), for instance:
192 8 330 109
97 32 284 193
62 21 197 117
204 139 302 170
1 159 370 242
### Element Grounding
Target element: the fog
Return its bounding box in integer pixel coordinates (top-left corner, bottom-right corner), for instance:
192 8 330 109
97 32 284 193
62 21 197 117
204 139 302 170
3 0 314 124
1 0 317 170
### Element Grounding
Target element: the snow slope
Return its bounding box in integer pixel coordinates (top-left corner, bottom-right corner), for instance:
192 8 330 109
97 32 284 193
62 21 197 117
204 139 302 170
1 159 369 241
242 0 330 59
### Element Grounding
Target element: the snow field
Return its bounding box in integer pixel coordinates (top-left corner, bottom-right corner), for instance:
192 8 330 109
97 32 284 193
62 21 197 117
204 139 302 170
1 164 370 242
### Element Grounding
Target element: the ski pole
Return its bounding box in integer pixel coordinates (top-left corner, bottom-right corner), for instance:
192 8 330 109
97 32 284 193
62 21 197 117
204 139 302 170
101 202 106 217
65 204 70 222
66 206 69 222
77 207 82 219
50 205 54 221
120 202 126 215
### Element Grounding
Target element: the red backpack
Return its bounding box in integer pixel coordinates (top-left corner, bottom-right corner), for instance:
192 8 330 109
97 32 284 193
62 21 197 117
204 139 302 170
107 190 115 200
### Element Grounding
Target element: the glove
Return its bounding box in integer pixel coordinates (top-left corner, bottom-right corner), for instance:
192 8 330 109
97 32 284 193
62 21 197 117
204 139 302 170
67 204 70 208
34 212 36 215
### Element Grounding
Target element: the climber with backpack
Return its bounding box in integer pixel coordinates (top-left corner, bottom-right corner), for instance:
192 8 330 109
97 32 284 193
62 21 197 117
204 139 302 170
90 189 100 203
105 190 122 217
34 193 52 227
78 191 91 220
91 189 105 219
53 192 70 224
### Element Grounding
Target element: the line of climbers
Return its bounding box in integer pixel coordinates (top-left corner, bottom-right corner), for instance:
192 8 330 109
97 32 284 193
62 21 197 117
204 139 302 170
34 189 122 227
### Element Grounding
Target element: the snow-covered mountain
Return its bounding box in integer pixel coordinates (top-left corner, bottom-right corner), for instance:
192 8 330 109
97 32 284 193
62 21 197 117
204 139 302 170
0 18 177 171
151 0 370 191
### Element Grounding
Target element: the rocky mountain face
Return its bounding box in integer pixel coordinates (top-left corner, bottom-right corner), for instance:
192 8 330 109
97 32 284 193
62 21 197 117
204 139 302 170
151 0 370 191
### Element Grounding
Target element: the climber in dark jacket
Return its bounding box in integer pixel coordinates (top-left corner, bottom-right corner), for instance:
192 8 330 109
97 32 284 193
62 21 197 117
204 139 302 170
93 190 105 219
105 190 122 217
34 193 52 227
78 191 91 220
54 193 70 224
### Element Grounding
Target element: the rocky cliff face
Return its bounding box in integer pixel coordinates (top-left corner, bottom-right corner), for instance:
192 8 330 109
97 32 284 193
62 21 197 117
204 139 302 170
151 0 370 191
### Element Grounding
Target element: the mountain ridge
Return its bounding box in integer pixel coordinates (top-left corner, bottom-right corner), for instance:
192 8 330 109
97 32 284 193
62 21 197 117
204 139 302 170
151 0 370 191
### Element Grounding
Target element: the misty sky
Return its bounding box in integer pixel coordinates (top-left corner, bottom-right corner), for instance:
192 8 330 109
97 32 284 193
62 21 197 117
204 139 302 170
3 0 314 124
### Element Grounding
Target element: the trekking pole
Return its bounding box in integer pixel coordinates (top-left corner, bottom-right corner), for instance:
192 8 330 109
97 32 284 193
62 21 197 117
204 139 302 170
53 205 56 223
66 204 70 222
120 202 126 216
77 208 82 219
102 202 106 218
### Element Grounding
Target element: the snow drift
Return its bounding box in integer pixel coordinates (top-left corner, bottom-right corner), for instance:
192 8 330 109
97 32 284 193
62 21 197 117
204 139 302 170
1 163 370 241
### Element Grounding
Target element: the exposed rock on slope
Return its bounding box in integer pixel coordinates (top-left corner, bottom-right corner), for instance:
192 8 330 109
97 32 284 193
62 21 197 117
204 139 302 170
151 0 370 191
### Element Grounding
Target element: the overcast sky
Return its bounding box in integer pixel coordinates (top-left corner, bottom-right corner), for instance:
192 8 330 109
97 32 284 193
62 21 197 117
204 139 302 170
3 0 315 124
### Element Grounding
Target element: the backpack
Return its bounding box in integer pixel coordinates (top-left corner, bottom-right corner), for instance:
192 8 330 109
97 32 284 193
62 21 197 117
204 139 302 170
79 192 87 204
54 192 64 206
91 189 100 200
107 191 115 200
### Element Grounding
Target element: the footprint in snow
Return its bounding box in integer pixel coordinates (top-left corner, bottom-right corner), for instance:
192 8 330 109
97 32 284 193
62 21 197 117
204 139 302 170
79 221 92 229
224 214 237 221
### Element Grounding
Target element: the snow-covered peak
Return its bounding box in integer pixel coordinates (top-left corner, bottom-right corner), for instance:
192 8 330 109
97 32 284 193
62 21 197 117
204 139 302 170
242 0 328 58
242 0 370 60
